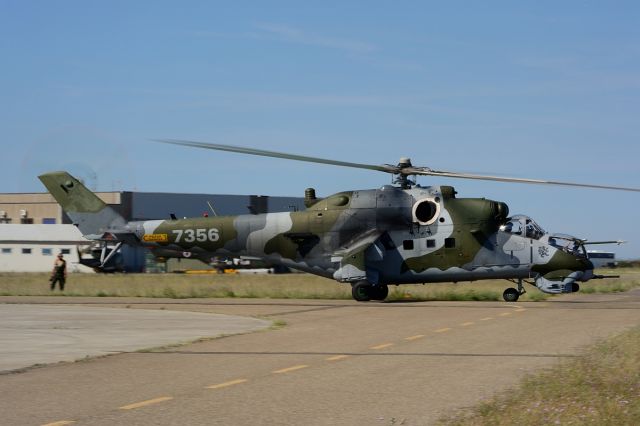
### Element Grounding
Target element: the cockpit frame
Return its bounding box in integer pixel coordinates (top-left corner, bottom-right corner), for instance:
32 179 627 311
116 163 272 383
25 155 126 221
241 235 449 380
500 215 546 240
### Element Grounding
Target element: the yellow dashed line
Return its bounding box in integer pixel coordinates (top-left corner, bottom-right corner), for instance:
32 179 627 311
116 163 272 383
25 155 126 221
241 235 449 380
434 327 451 333
206 379 248 389
515 308 527 312
272 364 309 374
460 322 475 326
499 312 512 317
326 354 350 361
404 334 425 341
41 421 75 426
370 343 394 350
119 396 173 410
480 317 493 321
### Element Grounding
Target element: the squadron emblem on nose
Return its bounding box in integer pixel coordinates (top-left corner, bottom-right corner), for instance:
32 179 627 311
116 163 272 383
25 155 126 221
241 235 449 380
538 246 549 258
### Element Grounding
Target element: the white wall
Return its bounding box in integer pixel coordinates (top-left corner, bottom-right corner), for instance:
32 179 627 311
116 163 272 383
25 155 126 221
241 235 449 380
0 243 94 273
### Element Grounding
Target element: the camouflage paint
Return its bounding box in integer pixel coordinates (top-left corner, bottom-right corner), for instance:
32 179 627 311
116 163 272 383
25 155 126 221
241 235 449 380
39 171 595 297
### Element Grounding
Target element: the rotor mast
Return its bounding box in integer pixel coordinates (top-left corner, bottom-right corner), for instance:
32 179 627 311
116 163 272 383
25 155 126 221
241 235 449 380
394 157 416 189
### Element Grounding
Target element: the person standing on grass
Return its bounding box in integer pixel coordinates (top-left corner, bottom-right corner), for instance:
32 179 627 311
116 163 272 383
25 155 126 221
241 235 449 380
50 253 67 291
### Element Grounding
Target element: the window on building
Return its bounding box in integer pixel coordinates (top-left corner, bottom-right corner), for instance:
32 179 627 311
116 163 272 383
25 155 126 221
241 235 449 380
22 248 32 254
20 218 34 224
42 218 57 224
0 218 12 224
1 248 12 254
403 240 414 250
61 248 71 255
426 239 436 248
42 248 53 256
444 238 456 248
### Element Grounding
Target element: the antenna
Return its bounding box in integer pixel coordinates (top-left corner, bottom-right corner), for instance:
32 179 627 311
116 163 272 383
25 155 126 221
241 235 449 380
207 201 218 216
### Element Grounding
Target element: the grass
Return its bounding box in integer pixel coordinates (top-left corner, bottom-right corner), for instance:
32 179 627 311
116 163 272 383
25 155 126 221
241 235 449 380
0 269 638 301
0 272 352 299
439 325 640 425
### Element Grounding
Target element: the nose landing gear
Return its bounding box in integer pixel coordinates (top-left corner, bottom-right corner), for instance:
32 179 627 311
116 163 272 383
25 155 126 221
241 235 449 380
503 279 526 302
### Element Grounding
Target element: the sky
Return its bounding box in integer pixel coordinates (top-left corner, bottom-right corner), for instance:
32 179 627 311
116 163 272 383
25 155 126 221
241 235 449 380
1 1 640 258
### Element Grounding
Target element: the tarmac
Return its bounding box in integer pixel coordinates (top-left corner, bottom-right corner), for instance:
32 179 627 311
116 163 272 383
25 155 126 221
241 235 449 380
1 290 640 425
0 304 270 372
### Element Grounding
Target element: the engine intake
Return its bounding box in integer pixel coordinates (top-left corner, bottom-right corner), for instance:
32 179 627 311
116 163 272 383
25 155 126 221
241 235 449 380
412 198 440 225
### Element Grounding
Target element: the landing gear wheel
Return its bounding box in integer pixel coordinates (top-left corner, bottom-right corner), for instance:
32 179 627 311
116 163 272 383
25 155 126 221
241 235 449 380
371 285 389 301
352 281 372 302
571 283 580 293
503 287 520 302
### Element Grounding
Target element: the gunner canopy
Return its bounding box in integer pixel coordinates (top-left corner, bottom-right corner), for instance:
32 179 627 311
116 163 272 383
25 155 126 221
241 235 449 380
547 233 588 258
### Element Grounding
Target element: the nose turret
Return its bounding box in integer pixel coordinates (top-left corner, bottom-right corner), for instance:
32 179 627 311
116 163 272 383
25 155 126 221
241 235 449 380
532 237 594 294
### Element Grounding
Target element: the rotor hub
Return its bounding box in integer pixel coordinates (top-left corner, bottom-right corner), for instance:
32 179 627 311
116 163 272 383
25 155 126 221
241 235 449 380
393 157 416 188
398 157 412 168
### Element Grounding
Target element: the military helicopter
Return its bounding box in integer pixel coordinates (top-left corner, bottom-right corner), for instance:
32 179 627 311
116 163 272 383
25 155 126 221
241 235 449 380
39 140 638 302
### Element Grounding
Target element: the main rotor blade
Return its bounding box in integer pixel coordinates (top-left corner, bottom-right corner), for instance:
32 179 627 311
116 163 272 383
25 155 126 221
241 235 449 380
408 168 640 192
155 139 640 192
154 139 394 173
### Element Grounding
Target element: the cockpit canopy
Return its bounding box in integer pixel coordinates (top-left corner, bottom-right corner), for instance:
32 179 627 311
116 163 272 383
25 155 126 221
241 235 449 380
547 233 588 258
499 215 546 240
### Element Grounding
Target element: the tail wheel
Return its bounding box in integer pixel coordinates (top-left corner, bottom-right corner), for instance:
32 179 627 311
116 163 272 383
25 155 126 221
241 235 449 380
503 287 520 302
352 281 372 302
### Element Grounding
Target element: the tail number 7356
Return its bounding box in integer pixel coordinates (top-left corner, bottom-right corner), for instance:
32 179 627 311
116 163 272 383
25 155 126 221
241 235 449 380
172 228 220 243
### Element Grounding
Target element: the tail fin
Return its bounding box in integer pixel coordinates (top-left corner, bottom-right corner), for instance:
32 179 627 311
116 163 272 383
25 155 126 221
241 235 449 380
38 171 126 237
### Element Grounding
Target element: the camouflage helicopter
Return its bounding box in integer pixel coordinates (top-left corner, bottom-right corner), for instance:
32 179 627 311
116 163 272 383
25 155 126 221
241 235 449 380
39 140 638 302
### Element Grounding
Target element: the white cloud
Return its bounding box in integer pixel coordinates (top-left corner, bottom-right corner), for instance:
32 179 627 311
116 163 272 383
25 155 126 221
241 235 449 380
253 23 376 54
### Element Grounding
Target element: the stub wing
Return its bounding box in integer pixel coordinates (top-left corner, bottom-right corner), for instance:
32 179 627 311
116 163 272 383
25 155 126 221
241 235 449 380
332 230 384 283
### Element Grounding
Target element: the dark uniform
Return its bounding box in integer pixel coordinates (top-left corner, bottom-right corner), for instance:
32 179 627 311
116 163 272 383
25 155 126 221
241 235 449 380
51 255 67 290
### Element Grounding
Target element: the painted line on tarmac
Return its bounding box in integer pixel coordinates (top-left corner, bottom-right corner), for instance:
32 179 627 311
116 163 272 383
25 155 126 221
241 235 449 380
370 343 394 350
272 364 309 374
404 334 425 341
206 379 248 389
40 299 537 425
119 396 173 410
326 355 350 361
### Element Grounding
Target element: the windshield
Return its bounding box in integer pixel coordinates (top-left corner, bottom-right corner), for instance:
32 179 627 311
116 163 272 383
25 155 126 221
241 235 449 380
548 234 588 258
500 215 546 240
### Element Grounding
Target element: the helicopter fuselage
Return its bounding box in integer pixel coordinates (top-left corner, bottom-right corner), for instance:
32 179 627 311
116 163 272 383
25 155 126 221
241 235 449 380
39 171 599 302
133 184 593 296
